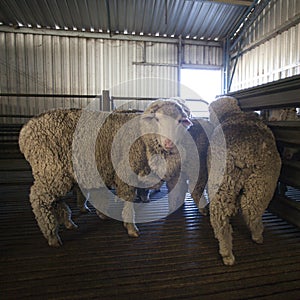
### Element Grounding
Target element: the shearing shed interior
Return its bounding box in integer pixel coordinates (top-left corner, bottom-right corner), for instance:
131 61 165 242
1 0 300 299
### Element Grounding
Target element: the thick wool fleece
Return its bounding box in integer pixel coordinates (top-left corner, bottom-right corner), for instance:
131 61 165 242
188 118 214 212
207 96 281 266
19 100 192 246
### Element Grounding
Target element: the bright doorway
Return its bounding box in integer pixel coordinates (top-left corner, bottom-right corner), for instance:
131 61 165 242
180 68 222 117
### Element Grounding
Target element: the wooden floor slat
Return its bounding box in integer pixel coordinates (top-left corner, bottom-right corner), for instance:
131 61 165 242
1 156 300 300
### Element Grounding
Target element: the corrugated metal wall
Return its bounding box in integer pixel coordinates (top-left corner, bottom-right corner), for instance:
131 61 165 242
0 33 178 119
0 29 221 122
230 0 300 91
183 44 223 67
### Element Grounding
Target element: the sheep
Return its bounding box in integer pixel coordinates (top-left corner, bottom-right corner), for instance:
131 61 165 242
169 100 214 215
167 98 213 214
261 107 298 121
207 96 281 265
134 117 213 213
19 100 194 247
187 118 213 215
133 98 213 212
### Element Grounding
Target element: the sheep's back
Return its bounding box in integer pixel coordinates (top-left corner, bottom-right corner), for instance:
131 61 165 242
211 120 281 174
19 109 81 164
92 112 146 188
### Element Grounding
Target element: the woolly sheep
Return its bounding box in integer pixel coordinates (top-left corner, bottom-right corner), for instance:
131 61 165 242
19 100 193 247
207 96 281 265
187 118 213 214
261 107 299 162
135 117 213 213
261 107 298 121
164 98 214 214
134 98 213 212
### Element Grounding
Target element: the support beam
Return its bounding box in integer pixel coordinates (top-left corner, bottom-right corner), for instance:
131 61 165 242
227 74 300 110
190 0 252 5
230 0 271 50
0 26 221 46
105 0 112 37
102 90 111 111
177 36 182 97
206 0 253 6
223 38 230 94
269 195 300 228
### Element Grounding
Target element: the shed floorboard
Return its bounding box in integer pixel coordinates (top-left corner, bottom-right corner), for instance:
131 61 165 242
1 156 300 300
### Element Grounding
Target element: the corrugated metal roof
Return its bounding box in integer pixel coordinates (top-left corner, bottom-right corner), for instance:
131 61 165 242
0 0 252 41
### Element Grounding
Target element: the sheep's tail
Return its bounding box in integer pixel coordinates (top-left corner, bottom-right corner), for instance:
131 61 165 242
219 156 252 194
230 163 253 202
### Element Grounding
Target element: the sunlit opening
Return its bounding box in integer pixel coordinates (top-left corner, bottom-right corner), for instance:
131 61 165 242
180 68 222 117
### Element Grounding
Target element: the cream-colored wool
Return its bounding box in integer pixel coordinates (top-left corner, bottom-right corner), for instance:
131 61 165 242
135 98 213 210
136 117 213 209
19 100 194 247
207 96 281 265
188 118 214 214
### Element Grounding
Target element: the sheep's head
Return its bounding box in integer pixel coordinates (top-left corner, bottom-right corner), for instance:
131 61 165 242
209 96 241 126
140 99 192 153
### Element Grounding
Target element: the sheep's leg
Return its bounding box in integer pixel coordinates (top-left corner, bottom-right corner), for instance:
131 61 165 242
122 200 139 237
136 188 150 203
30 183 62 247
192 191 209 216
278 182 287 196
96 209 109 220
74 185 90 213
210 201 235 266
54 201 78 230
198 194 209 216
167 174 188 213
115 181 139 237
241 175 276 244
191 167 209 215
241 188 263 244
242 207 264 244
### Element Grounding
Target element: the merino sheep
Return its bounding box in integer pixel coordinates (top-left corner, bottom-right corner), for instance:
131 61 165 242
261 107 298 121
187 118 213 214
207 96 281 265
134 98 213 211
166 98 214 214
19 100 193 247
135 117 213 212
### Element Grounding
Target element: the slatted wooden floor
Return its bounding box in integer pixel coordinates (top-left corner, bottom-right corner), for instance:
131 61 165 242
1 156 300 300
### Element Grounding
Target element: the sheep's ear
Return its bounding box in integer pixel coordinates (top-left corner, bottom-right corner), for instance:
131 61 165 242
140 111 156 122
179 118 193 128
145 100 165 114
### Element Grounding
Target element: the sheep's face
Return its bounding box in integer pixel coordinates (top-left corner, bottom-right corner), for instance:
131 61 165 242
141 100 192 153
154 112 191 152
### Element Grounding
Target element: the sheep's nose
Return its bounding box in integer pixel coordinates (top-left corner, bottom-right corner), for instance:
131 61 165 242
164 138 174 150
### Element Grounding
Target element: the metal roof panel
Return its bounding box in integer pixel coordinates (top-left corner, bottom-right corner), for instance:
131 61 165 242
0 0 251 40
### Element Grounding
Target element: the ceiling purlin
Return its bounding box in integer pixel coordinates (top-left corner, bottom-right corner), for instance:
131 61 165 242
193 0 253 6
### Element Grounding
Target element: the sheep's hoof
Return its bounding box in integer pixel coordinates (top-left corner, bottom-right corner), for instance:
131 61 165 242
135 195 150 203
150 188 161 195
96 210 109 220
252 235 263 244
222 254 235 266
124 223 140 238
136 189 150 203
141 197 150 203
80 205 91 213
65 220 78 230
48 235 63 247
199 205 209 216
